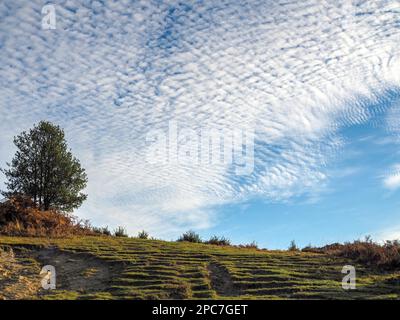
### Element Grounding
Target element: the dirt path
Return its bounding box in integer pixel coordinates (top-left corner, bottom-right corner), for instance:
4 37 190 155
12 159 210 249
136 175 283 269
29 247 113 293
1 246 119 299
207 262 239 296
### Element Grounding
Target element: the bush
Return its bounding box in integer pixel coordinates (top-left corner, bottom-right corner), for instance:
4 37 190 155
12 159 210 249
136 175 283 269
302 243 317 252
101 226 112 236
328 239 400 269
137 230 149 239
238 241 258 249
206 235 231 246
92 226 111 236
114 226 128 237
0 196 93 237
288 240 299 251
306 237 400 270
177 230 202 243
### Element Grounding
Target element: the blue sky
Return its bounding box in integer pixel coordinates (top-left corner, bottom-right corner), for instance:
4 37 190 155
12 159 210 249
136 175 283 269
1 0 400 249
203 92 400 248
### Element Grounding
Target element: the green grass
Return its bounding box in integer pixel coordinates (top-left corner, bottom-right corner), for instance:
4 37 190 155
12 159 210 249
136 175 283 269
0 235 399 300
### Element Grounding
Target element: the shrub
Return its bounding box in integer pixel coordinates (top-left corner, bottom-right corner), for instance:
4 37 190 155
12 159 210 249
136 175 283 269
308 238 400 270
114 226 128 237
288 240 299 251
302 243 318 253
206 235 231 246
101 226 112 236
177 230 202 243
328 240 400 269
238 241 258 249
0 195 93 237
137 230 149 239
92 226 111 236
307 242 342 253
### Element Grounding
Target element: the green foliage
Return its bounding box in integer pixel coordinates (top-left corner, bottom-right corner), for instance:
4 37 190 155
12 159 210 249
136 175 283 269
177 230 202 243
92 226 111 236
1 121 87 212
206 235 231 246
137 230 149 239
114 226 128 237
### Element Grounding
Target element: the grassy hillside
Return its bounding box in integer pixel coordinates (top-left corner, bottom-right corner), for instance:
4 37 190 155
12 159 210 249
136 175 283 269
0 236 399 300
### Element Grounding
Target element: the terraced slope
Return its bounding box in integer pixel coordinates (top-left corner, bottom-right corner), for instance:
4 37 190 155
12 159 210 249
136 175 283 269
0 236 399 299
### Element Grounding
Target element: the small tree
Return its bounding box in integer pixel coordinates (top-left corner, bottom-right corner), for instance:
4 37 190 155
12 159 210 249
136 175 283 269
1 121 87 212
288 240 299 251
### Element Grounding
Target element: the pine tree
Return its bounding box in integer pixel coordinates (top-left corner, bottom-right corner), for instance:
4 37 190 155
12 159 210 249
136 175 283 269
1 121 87 212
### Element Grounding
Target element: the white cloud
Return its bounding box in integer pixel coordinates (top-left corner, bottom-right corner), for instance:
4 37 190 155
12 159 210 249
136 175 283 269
1 0 400 237
373 226 400 243
383 164 400 190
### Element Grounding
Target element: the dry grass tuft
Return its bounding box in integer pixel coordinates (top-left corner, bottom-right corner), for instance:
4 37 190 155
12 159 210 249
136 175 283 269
303 238 400 270
0 196 94 237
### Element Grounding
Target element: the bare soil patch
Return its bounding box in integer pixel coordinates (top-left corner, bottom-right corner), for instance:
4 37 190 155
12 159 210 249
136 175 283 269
1 245 121 298
207 262 239 296
28 247 113 293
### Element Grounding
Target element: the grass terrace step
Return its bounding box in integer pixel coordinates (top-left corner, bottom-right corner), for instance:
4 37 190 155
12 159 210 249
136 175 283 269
0 235 398 300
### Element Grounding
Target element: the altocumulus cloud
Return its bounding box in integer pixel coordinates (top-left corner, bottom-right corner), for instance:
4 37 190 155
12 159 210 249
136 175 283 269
0 0 400 237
